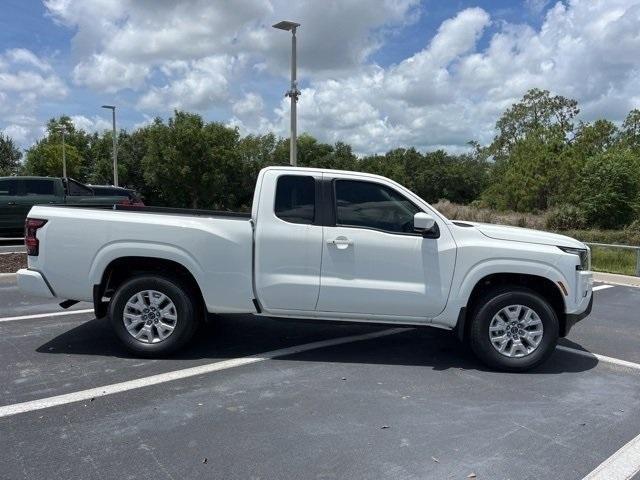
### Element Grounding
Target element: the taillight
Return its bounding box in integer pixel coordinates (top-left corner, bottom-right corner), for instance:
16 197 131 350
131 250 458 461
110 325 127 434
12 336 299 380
25 218 47 256
117 198 133 206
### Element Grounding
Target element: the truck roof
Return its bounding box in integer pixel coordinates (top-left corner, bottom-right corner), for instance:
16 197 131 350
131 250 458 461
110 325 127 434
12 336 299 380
0 175 60 181
261 166 392 183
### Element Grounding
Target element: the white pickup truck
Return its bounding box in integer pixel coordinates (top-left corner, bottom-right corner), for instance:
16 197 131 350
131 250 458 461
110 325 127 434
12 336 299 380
17 166 593 371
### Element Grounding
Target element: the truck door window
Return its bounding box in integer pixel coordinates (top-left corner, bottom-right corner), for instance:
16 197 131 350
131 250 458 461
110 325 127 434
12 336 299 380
21 179 55 196
274 175 315 224
0 179 17 196
334 180 420 234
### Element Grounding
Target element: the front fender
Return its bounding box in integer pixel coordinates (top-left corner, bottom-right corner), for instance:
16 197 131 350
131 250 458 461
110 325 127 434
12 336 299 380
454 258 567 309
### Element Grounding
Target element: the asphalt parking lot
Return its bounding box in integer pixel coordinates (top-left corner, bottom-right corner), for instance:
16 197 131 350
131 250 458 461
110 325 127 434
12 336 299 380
1 274 639 480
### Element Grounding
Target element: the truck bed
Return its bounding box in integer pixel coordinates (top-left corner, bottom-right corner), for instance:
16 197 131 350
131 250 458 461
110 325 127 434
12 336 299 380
26 204 255 314
46 203 252 219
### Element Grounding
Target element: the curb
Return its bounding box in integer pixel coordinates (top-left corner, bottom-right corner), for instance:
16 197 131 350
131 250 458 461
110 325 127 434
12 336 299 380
593 271 640 288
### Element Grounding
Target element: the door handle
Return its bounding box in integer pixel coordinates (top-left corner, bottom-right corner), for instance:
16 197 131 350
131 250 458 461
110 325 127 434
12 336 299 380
327 236 353 249
7 201 16 205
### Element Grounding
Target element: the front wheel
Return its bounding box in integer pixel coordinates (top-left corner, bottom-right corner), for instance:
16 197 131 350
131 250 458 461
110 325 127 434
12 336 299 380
108 275 198 357
469 288 559 371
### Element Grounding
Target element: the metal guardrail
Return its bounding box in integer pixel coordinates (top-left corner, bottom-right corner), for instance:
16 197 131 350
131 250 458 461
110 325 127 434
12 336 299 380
584 242 640 277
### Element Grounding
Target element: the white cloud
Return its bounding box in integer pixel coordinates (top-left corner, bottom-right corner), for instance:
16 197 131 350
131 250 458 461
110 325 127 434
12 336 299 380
73 54 149 93
70 115 113 133
0 49 67 146
261 1 640 154
137 55 233 111
232 92 265 117
44 0 420 104
30 0 640 155
5 48 52 72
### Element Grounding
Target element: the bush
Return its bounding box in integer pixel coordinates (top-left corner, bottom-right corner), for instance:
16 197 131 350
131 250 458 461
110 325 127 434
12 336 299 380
574 150 640 229
626 219 640 232
545 204 586 230
432 199 546 229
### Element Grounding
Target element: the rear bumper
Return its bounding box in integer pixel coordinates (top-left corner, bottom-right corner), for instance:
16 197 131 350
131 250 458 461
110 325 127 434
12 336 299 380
16 269 54 298
564 291 593 336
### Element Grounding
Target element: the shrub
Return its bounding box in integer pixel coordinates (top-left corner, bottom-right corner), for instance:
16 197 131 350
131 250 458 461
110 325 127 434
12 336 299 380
545 204 586 230
574 150 640 229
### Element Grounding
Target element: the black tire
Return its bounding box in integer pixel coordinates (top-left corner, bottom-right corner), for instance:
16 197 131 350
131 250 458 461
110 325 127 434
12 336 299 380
108 275 198 357
469 287 559 372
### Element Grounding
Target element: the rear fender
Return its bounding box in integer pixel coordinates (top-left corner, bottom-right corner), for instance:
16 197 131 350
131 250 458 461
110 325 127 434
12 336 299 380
89 241 203 289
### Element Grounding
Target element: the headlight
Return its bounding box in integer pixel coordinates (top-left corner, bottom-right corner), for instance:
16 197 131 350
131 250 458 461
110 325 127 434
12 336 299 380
558 246 590 271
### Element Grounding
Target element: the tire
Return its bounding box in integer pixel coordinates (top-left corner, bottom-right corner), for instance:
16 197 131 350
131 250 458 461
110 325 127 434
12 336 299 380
108 275 198 357
469 287 559 372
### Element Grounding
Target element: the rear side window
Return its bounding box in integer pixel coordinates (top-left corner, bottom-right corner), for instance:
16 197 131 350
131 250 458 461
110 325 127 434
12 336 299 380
274 175 315 224
22 179 55 196
66 179 93 196
0 179 18 195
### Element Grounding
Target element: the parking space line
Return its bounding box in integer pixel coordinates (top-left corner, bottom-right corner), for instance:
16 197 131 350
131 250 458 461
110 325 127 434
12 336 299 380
583 431 640 480
0 308 95 323
593 285 614 291
0 327 409 419
557 346 640 372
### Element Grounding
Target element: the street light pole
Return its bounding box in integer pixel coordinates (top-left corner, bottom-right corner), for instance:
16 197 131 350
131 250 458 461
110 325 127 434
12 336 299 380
273 20 301 167
57 125 68 178
101 105 118 186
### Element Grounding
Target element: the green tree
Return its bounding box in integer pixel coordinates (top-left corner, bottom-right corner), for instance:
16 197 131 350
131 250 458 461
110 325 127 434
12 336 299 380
574 150 640 228
484 89 580 211
621 109 640 150
491 88 579 160
45 116 94 180
0 132 22 175
142 112 243 210
23 142 83 178
484 130 565 211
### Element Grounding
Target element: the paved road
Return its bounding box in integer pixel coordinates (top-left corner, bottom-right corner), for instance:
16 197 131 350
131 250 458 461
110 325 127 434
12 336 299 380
0 239 25 254
0 278 639 480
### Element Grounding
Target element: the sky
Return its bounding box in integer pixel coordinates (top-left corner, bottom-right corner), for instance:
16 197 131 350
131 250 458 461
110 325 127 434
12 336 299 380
1 0 639 155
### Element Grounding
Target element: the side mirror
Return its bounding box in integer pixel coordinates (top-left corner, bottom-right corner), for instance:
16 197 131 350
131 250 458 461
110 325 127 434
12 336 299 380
413 212 436 234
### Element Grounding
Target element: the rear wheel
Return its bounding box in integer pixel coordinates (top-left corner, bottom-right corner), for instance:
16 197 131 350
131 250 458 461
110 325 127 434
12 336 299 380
108 275 198 356
469 288 559 371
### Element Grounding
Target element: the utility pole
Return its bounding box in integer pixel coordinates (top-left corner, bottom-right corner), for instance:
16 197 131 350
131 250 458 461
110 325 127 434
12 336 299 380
101 105 118 186
273 20 301 166
57 125 68 178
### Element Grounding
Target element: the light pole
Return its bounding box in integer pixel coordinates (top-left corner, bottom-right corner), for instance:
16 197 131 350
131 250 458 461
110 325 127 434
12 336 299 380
273 20 301 166
101 104 118 186
56 125 68 179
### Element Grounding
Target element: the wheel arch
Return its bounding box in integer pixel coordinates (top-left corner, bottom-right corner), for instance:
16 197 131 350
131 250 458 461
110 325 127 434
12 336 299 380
456 272 567 342
93 256 206 320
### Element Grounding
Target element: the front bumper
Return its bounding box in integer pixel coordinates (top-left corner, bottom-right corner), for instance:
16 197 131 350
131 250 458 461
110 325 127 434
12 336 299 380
16 269 55 299
564 291 593 336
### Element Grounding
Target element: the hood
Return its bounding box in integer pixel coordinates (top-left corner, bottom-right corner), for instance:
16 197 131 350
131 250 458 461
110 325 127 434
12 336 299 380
458 221 586 249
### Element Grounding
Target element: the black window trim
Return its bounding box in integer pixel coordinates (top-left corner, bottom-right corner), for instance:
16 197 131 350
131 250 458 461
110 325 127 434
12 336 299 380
330 178 437 237
273 173 322 226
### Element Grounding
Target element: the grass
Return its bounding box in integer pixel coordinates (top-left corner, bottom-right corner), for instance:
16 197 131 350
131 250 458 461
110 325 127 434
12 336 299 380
589 246 639 276
433 200 640 276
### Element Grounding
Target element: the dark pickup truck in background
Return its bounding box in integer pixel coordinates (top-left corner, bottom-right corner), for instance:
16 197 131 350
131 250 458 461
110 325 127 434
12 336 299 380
0 176 143 236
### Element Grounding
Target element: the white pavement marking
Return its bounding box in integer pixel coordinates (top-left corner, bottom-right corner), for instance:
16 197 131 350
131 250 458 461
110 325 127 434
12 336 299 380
0 327 409 418
557 346 640 372
593 285 614 291
0 309 94 323
582 432 640 480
